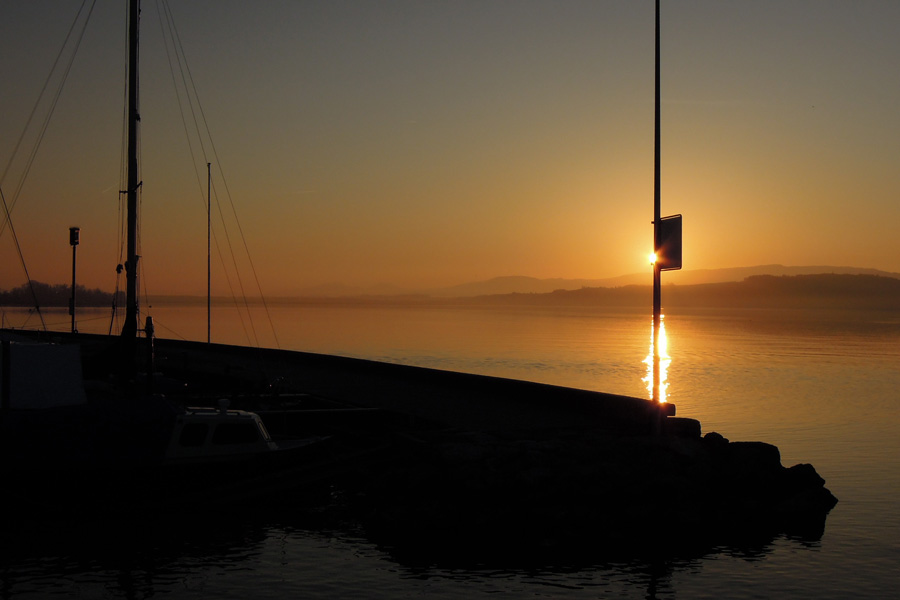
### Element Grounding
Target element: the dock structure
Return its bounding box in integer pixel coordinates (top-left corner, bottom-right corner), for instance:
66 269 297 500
151 337 680 436
2 329 836 554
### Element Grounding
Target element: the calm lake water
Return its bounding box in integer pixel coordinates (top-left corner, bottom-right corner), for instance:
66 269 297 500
3 303 899 598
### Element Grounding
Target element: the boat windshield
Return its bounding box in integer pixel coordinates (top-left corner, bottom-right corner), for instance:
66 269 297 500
256 420 272 442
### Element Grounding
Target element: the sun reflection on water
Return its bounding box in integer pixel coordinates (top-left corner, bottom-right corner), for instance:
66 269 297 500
642 314 670 403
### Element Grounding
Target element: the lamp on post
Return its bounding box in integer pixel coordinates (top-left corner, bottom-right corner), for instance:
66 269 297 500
69 227 80 333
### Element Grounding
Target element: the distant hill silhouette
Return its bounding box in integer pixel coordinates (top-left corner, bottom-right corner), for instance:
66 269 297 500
0 282 121 307
287 282 410 298
262 265 900 299
432 276 607 297
463 274 900 311
433 266 900 297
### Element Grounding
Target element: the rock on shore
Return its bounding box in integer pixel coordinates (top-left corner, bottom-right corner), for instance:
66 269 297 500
348 426 838 562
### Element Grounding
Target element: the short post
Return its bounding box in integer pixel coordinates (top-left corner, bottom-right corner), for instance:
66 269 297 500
145 315 155 394
69 227 80 333
1 340 11 410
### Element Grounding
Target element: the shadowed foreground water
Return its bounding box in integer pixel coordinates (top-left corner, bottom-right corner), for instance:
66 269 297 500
2 304 898 598
0 507 841 599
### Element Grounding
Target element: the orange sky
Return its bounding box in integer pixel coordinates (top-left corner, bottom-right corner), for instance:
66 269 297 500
2 1 899 297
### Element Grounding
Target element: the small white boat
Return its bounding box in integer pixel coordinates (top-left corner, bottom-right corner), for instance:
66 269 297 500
165 400 323 463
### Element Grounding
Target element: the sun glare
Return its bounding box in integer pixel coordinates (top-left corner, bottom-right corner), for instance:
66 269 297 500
642 314 670 403
648 252 657 265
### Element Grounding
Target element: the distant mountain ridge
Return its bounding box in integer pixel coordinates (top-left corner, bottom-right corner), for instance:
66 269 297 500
464 273 900 311
431 265 900 298
269 273 900 311
431 276 605 297
260 265 900 299
0 281 121 307
8 267 898 307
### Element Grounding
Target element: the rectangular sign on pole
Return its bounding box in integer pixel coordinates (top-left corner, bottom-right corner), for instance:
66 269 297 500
658 214 682 271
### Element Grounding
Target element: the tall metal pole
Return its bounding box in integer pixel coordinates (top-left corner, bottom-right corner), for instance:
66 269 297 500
207 162 211 344
122 0 140 351
652 0 662 405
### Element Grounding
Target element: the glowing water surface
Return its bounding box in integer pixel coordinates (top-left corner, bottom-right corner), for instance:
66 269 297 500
642 313 670 403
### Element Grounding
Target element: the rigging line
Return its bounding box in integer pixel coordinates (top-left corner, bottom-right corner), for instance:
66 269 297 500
162 8 261 348
208 186 255 344
207 148 278 347
113 0 128 337
211 178 259 347
155 0 253 345
67 314 113 325
143 316 188 341
134 19 144 330
0 0 98 240
0 0 92 186
117 0 129 268
158 1 210 169
108 276 121 335
207 181 254 345
156 1 207 190
136 183 144 323
155 2 254 347
112 151 125 334
110 186 125 335
212 185 255 346
113 0 134 334
36 312 110 330
208 159 280 348
0 186 46 331
157 1 278 349
112 184 125 335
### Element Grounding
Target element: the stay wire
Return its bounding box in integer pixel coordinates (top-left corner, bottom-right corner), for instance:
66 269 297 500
0 0 97 240
157 0 279 348
0 0 96 330
161 0 279 349
0 186 46 331
111 1 132 335
155 1 255 346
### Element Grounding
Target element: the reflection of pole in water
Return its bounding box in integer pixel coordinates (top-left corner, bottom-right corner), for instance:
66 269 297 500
643 314 670 403
652 262 661 402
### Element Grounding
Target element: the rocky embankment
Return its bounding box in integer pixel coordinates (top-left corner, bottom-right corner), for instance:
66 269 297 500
348 425 838 562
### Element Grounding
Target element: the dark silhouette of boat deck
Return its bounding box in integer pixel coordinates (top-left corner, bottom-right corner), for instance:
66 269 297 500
152 336 671 436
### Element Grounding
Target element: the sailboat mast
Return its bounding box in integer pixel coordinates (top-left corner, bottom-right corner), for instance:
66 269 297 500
122 0 140 342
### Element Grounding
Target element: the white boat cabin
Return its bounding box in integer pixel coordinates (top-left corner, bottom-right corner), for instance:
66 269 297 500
166 401 278 461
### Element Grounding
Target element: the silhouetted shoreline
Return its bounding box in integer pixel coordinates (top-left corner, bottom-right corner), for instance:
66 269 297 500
0 282 121 308
144 273 900 311
5 273 897 311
